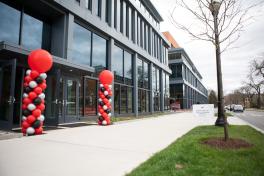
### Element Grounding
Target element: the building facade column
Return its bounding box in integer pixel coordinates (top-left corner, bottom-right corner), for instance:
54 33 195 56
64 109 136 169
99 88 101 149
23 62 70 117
160 70 164 112
108 38 114 115
149 63 154 113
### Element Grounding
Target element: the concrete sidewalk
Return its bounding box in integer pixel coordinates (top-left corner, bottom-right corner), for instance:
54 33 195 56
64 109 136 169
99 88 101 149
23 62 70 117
0 113 246 176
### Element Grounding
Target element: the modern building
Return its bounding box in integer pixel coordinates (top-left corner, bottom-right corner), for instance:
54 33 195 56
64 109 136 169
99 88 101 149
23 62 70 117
163 32 208 109
0 0 171 130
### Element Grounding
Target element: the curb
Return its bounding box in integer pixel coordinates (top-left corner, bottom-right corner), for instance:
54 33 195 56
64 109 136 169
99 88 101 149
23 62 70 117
236 118 264 134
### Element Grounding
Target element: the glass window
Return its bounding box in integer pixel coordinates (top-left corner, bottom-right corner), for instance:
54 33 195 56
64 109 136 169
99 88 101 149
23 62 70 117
97 0 102 17
112 45 123 82
137 58 143 88
142 90 146 112
114 84 120 114
0 2 20 45
126 5 129 37
120 86 127 113
92 33 107 73
84 79 97 116
22 13 43 50
70 22 91 66
143 61 149 89
127 87 133 113
114 0 117 28
85 0 92 10
152 66 156 91
124 51 132 85
157 68 160 92
138 89 141 113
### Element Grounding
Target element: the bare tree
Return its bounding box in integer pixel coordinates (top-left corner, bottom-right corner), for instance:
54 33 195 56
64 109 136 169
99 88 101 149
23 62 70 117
245 60 264 108
240 85 254 107
252 56 264 78
169 0 263 141
169 0 263 52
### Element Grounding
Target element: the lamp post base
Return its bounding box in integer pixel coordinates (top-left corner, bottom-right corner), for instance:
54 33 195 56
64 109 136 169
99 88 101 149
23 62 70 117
215 117 225 126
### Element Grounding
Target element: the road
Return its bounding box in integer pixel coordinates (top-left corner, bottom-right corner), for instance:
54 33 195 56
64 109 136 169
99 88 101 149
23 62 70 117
233 110 264 131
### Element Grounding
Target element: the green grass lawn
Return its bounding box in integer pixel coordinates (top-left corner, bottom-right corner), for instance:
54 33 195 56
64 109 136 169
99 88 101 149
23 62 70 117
127 125 264 176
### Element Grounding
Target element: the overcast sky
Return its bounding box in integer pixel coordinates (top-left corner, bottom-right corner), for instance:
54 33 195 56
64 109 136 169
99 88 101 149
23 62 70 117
151 0 264 94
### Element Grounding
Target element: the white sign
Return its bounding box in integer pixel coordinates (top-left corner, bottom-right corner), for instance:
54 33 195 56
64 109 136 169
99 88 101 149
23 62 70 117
192 104 214 118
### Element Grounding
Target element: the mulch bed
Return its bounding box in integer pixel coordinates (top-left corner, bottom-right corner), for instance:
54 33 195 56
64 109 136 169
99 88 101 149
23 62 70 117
201 137 253 149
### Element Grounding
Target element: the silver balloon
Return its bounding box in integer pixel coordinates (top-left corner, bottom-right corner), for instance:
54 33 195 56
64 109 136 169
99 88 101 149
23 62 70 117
38 93 45 99
104 91 109 95
103 105 108 110
102 120 107 125
39 73 47 80
23 93 28 98
37 115 45 122
26 70 31 76
26 127 35 135
29 81 38 88
27 103 36 111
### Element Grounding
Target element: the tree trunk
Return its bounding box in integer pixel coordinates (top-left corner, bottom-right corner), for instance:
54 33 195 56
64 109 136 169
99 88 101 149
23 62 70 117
258 92 261 109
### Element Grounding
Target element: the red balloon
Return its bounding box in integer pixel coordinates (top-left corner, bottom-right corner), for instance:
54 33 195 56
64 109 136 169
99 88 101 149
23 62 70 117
98 70 113 84
104 84 109 89
106 102 111 107
32 109 41 117
21 127 26 134
35 127 43 135
22 104 27 110
103 98 108 104
100 94 105 99
39 83 47 90
28 92 37 100
23 82 29 87
24 76 32 83
34 87 43 94
22 121 30 129
109 91 112 96
41 99 45 104
98 120 102 125
23 97 31 105
27 115 36 124
30 70 39 79
102 112 107 118
37 103 45 111
28 49 53 73
99 108 104 114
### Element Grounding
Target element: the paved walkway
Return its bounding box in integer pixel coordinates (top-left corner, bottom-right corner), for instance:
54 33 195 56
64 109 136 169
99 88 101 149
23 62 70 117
0 113 247 176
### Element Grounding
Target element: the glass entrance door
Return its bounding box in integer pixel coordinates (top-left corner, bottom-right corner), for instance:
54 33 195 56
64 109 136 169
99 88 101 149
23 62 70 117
0 59 16 130
58 77 80 124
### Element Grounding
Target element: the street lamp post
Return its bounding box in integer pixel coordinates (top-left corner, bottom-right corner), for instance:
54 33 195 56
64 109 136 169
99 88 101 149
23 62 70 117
209 0 225 126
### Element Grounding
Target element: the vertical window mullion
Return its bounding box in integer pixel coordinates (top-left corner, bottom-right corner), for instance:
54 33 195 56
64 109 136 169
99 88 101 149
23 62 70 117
90 33 93 66
19 5 24 45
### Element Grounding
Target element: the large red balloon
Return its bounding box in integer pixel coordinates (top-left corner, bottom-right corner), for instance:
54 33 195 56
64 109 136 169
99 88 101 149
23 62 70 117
28 49 53 73
22 121 30 129
32 109 41 117
27 115 36 124
28 92 37 100
35 127 43 135
98 70 113 84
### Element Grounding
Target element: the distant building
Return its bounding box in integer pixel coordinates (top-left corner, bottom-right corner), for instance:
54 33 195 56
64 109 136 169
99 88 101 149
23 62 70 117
163 31 208 109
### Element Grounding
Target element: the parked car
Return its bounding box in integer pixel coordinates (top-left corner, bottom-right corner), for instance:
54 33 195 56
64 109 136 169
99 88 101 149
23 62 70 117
230 104 236 111
233 105 244 112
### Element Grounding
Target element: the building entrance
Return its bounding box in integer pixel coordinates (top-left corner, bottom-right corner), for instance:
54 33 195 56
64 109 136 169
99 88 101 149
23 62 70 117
0 59 16 130
58 76 81 124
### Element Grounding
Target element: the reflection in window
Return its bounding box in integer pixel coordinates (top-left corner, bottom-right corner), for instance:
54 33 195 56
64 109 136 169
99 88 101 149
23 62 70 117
84 79 97 116
137 58 143 88
120 86 127 113
112 45 123 82
22 13 43 50
70 23 91 66
124 51 132 85
92 33 106 73
114 84 120 114
0 2 20 45
143 62 149 88
127 87 133 113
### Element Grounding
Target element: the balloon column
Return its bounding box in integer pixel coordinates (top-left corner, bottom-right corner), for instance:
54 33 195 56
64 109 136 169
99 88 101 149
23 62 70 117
98 70 114 125
21 49 53 135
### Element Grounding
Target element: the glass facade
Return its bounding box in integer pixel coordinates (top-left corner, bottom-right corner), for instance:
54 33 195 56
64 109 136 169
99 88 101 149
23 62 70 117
0 2 20 45
113 45 134 115
0 2 50 50
92 33 107 73
70 22 91 66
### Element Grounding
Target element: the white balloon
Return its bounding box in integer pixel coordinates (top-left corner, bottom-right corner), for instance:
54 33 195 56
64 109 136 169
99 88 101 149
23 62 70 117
26 127 35 135
103 105 108 110
98 98 102 102
98 113 101 116
109 85 112 89
23 93 28 98
38 115 45 122
104 91 109 95
27 103 36 111
108 113 112 117
109 99 112 103
40 73 47 80
102 120 107 125
29 81 37 88
99 84 104 87
22 116 27 121
38 93 45 99
26 70 31 76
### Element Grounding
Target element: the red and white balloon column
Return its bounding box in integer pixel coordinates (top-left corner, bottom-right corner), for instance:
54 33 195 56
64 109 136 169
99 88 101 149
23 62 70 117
21 49 53 135
98 70 114 125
